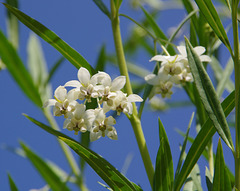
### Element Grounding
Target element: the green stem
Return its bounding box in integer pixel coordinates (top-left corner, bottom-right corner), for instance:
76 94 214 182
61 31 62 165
110 1 154 188
232 0 240 189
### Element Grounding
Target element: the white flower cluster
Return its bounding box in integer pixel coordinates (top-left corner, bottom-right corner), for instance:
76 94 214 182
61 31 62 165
145 46 211 98
44 67 143 141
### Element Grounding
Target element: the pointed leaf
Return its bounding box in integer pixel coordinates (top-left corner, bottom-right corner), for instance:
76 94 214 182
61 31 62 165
193 0 232 53
205 167 213 191
185 38 234 150
174 90 235 191
175 113 194 180
212 140 232 191
93 0 111 19
3 3 95 75
154 118 174 191
95 44 107 72
20 142 70 191
6 0 19 49
0 29 42 107
8 174 18 191
23 114 139 191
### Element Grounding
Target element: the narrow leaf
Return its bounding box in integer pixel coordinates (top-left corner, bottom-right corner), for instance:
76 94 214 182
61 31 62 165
92 0 111 19
175 113 194 181
0 29 42 107
174 90 235 191
23 114 139 191
185 37 234 150
95 44 107 72
8 174 18 191
154 118 174 191
205 167 213 191
212 140 232 191
20 142 70 191
193 0 232 53
27 33 51 101
3 3 95 74
6 0 19 49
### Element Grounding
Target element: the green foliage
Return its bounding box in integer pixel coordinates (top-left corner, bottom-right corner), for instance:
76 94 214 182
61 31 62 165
23 114 142 191
3 3 95 74
185 37 234 151
8 174 19 191
153 118 174 191
0 29 42 107
20 142 70 191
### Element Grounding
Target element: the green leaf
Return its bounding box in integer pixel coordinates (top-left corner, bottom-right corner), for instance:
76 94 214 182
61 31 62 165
8 174 18 191
174 90 235 191
20 142 70 191
212 140 232 191
0 29 42 107
141 6 175 55
154 118 174 191
185 37 234 150
95 44 107 72
23 114 139 191
3 3 95 75
27 32 51 101
175 113 194 181
6 0 19 49
205 167 213 191
92 0 111 19
193 0 232 53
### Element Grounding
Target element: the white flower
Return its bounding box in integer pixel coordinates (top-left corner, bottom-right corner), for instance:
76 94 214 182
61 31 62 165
145 68 173 98
177 45 211 63
104 91 143 115
44 86 77 118
63 104 93 135
92 71 126 106
89 109 117 141
64 67 99 102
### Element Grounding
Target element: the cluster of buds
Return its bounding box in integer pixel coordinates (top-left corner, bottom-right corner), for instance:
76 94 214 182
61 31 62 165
44 67 143 141
145 45 211 99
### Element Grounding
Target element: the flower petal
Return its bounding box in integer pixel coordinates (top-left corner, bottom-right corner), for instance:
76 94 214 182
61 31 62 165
43 99 57 107
78 67 90 86
64 80 81 88
107 127 118 140
91 71 111 86
54 86 67 101
200 55 211 62
149 55 168 62
127 94 143 102
194 46 206 56
144 74 159 85
177 46 187 57
111 76 126 91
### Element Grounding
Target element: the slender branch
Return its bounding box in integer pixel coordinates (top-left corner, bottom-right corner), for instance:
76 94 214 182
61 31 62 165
110 1 154 188
232 0 240 189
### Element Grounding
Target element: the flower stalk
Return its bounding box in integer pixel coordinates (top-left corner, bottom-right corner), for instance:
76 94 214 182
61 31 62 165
110 0 154 188
232 0 240 189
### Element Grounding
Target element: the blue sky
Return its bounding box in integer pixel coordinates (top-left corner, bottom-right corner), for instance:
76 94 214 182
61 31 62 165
0 1 235 190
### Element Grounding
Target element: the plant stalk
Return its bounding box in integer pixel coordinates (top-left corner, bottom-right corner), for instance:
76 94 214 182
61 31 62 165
110 1 154 188
232 0 240 189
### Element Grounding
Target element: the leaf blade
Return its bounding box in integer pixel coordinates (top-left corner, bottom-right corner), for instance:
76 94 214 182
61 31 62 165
185 37 234 150
4 3 95 74
0 29 42 107
23 114 139 191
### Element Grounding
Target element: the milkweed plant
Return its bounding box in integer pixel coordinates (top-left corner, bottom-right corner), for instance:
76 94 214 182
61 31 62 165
0 0 239 190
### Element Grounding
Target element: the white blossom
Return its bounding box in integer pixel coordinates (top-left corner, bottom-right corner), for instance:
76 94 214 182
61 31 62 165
44 86 77 118
104 91 143 115
89 109 117 141
63 104 93 135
